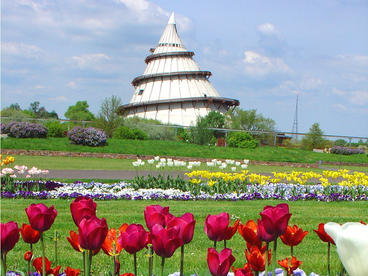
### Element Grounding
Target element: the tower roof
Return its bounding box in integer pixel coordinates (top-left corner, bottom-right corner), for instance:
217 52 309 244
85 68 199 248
154 12 186 54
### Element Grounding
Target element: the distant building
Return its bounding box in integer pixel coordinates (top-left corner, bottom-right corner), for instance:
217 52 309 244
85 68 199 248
118 12 239 126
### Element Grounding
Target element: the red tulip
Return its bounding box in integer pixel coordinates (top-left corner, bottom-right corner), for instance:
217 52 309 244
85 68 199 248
278 256 303 275
70 196 97 226
20 223 40 244
25 203 57 232
205 212 229 241
33 256 61 276
102 227 125 256
207 248 235 276
257 219 276 242
167 213 196 244
238 220 263 249
67 230 100 255
120 274 134 276
151 224 182 258
24 250 33 261
313 223 335 244
144 205 172 230
232 264 253 276
1 221 20 253
245 246 271 272
78 216 108 251
280 225 308 247
64 266 80 276
118 223 149 255
225 219 239 240
259 203 291 239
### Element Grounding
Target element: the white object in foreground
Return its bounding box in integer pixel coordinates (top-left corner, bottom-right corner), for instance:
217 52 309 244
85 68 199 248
325 222 368 276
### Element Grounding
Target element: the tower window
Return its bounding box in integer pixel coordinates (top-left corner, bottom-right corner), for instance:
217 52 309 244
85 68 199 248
138 89 144 95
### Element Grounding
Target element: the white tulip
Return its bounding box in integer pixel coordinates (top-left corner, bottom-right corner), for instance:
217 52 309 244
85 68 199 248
187 165 192 170
244 159 249 164
241 164 248 169
147 159 155 164
2 168 14 175
235 161 241 166
154 156 160 161
231 167 236 171
325 222 368 276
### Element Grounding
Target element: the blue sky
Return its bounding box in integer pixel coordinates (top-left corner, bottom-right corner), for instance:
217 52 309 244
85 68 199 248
2 0 368 137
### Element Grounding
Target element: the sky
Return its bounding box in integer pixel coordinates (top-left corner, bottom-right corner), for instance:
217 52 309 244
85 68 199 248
2 0 368 138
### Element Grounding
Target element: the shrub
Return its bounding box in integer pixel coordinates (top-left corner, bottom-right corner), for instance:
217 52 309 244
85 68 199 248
113 126 147 140
45 120 67 137
330 146 365 155
68 126 107 146
1 121 18 134
7 122 47 138
227 131 259 149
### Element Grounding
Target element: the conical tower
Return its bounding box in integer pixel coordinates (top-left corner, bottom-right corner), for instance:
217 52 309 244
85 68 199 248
118 12 239 126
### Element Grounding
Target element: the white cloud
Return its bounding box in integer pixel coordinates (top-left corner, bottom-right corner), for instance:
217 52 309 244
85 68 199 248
333 104 347 111
34 85 44 89
257 23 278 35
2 42 43 58
67 81 77 89
48 96 68 102
332 88 368 106
71 53 110 69
242 50 292 76
300 78 322 90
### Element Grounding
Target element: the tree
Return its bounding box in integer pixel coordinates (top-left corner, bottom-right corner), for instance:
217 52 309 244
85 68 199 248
28 101 58 119
64 101 95 121
189 111 225 145
302 123 325 150
9 103 21 111
94 96 123 137
226 108 275 131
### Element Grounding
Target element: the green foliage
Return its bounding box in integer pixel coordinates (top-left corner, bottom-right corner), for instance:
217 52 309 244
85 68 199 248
334 139 347 147
64 101 95 121
302 123 326 150
113 126 147 140
123 116 176 140
28 101 58 119
0 107 34 121
189 111 225 145
45 120 67 137
227 131 259 149
94 95 123 137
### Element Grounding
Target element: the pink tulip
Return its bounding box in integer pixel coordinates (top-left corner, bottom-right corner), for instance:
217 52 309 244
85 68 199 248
144 205 173 231
207 248 235 276
167 213 196 244
78 216 108 251
151 224 183 258
205 212 229 241
259 203 291 238
118 224 149 254
25 203 57 232
1 221 20 254
257 219 276 242
70 196 97 227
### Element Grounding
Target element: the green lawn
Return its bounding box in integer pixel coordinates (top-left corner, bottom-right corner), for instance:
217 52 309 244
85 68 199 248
9 155 368 175
2 199 367 275
2 137 368 164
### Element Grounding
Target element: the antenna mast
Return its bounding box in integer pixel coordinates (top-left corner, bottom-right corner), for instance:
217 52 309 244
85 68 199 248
291 95 299 141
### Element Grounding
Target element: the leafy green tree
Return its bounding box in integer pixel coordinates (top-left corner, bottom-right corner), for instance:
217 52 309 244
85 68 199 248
302 123 326 150
9 103 21 111
94 96 123 137
28 101 58 119
189 111 225 145
64 101 95 121
226 108 275 131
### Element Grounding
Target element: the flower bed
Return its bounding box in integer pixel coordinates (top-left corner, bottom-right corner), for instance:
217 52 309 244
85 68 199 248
2 179 368 202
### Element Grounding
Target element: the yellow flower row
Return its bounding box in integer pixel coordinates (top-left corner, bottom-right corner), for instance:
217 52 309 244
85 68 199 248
185 169 368 187
0 155 15 167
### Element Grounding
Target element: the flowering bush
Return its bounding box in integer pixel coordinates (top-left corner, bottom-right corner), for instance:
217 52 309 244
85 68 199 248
330 146 365 155
5 122 47 138
0 122 18 134
68 126 107 147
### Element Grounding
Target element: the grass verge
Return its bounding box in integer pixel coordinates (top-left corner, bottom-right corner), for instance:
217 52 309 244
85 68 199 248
2 137 368 164
1 199 367 275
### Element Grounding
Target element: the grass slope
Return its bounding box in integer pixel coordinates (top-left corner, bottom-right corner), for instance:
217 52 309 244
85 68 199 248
2 199 367 275
2 137 368 164
9 155 368 173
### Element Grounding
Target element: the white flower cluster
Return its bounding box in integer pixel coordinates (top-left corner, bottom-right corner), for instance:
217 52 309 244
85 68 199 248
131 157 249 172
0 165 49 179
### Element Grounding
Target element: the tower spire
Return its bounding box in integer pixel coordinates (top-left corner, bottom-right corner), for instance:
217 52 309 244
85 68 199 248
168 12 175 25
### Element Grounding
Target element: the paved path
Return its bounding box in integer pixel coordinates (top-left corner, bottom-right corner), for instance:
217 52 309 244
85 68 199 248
48 170 186 180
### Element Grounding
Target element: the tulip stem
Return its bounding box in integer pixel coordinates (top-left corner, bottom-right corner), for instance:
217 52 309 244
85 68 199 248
265 242 269 276
214 240 217 250
134 253 137 276
40 232 46 276
86 250 92 276
161 257 165 276
272 239 277 276
54 230 58 266
291 245 293 257
148 245 153 276
224 240 227 249
1 253 6 275
83 251 86 276
30 243 33 275
180 245 184 276
327 242 331 276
